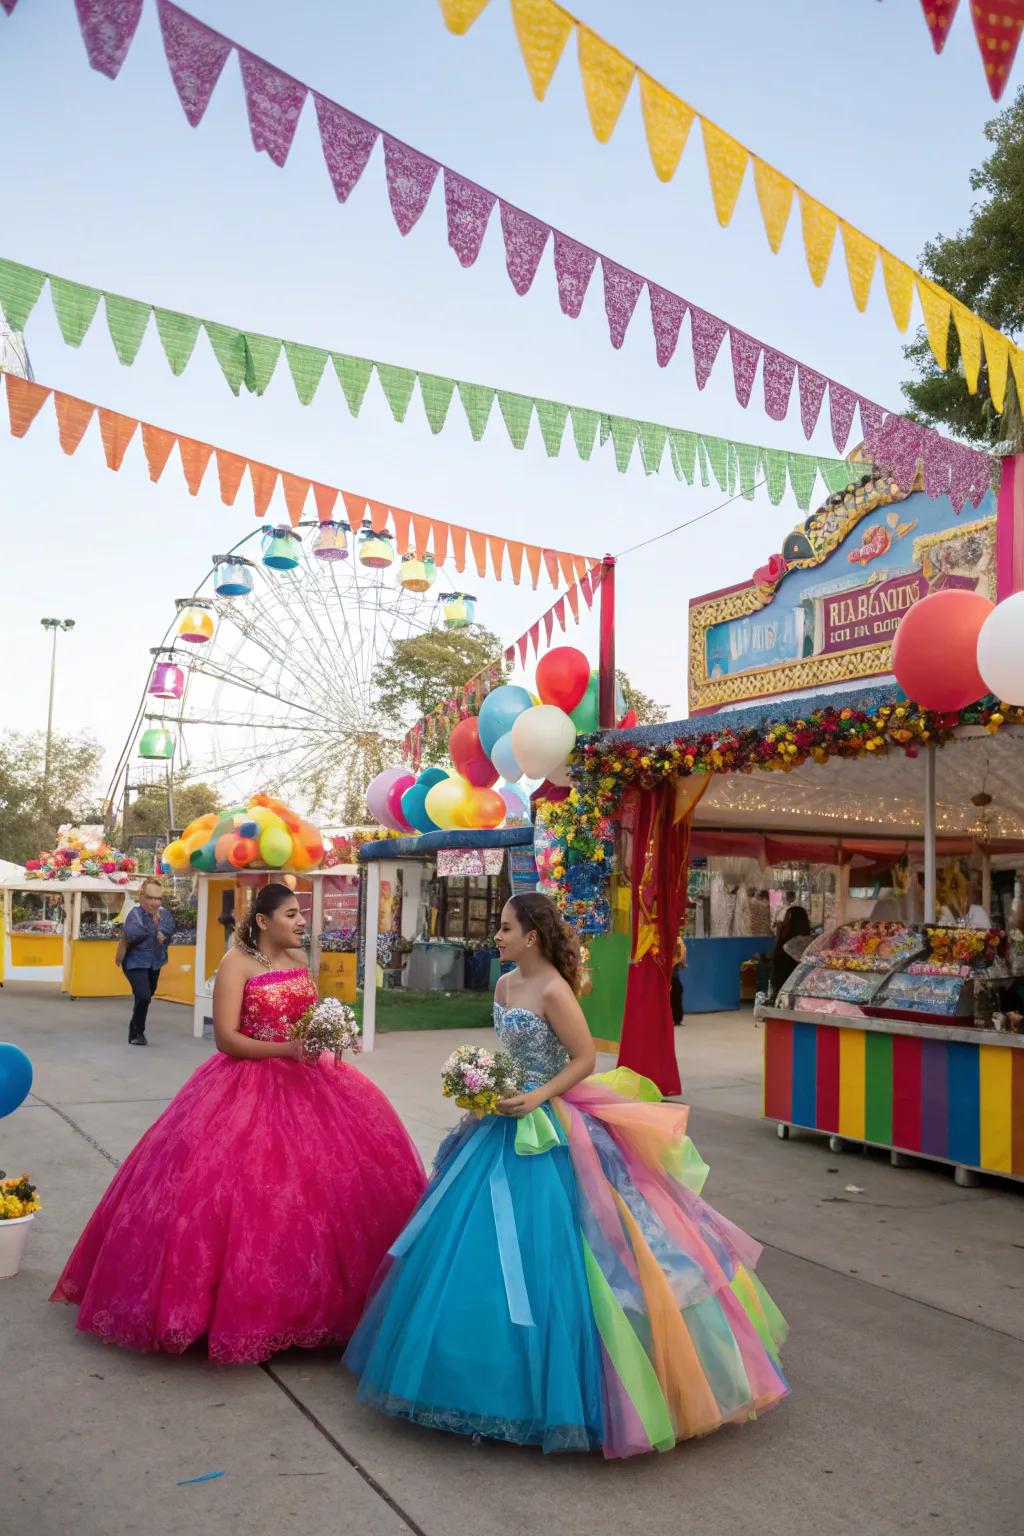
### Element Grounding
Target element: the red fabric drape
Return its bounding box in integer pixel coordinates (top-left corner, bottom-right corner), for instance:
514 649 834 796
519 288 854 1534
618 783 696 1096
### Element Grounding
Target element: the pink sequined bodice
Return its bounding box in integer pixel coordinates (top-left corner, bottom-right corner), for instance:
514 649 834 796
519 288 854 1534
239 968 318 1042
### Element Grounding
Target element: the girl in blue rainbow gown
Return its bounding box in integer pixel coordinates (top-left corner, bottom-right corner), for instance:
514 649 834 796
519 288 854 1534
344 893 788 1458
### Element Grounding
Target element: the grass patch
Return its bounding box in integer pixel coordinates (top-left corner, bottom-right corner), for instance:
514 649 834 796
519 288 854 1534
353 987 493 1033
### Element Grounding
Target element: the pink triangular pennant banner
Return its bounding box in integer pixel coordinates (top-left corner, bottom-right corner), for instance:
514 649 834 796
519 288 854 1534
383 137 440 235
553 597 567 632
444 169 496 268
553 233 598 319
543 611 554 645
518 634 530 667
499 202 550 296
763 349 797 421
579 571 594 608
1 1 19 13
313 94 378 202
75 0 143 78
690 307 728 391
157 0 231 127
648 284 687 368
529 622 541 655
566 586 580 623
797 363 828 440
828 382 858 453
238 49 308 167
729 328 761 408
601 258 644 349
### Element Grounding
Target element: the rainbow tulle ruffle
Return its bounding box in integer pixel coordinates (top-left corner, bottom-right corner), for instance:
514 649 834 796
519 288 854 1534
344 1066 787 1457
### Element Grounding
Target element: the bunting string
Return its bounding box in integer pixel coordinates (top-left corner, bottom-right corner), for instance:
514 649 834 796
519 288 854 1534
0 255 854 512
0 370 597 586
8 0 995 503
435 0 1022 403
402 567 602 767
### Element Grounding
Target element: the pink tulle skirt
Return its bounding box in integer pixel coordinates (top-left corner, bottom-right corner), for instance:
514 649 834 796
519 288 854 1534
51 1053 426 1363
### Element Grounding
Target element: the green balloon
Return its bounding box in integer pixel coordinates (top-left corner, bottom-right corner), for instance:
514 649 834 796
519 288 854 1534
570 671 600 734
189 839 218 873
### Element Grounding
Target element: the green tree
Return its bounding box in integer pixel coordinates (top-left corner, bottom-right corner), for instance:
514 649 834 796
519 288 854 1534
901 87 1024 451
373 625 506 728
114 779 222 844
616 669 667 725
0 730 104 865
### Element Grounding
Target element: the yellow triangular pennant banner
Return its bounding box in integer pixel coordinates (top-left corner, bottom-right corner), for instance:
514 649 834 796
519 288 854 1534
880 250 915 332
752 158 794 253
840 222 877 313
701 118 748 228
577 25 634 143
917 279 952 370
951 302 983 395
1010 347 1024 421
980 322 1010 415
638 72 694 181
798 190 838 288
438 0 491 32
510 0 574 101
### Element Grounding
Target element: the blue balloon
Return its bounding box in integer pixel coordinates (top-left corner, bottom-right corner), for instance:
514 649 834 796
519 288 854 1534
0 1044 33 1120
402 782 440 833
479 685 532 757
417 767 448 789
491 730 523 783
238 820 260 839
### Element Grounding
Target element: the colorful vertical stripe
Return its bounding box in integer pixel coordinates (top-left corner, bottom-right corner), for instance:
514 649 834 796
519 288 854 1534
763 1019 1024 1180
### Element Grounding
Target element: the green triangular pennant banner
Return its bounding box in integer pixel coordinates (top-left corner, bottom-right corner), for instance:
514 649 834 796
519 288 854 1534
0 260 45 330
283 341 329 405
333 353 373 416
457 381 494 440
668 429 697 483
154 308 202 376
639 421 667 475
733 440 760 499
819 456 853 494
788 453 818 510
570 406 600 461
243 333 282 396
607 415 638 473
701 433 731 492
497 391 533 449
535 398 569 456
376 363 417 423
418 373 456 434
204 322 246 394
762 448 789 504
49 277 101 347
105 293 151 366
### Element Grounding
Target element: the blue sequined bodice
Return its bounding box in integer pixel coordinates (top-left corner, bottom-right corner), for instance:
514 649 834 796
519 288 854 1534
494 1003 570 1089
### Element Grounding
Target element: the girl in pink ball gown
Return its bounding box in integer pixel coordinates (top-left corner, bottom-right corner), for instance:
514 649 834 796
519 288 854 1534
52 883 425 1363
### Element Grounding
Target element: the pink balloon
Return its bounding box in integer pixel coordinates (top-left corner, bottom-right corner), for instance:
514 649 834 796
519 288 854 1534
367 767 412 830
892 590 993 711
386 774 416 832
449 716 499 788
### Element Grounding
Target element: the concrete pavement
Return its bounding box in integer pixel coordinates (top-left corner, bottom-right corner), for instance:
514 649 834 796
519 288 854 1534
1 982 1022 1536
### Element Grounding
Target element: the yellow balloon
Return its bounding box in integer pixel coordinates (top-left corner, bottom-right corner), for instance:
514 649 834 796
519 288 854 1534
162 838 189 871
182 813 217 841
425 775 472 830
182 830 208 858
244 805 286 832
288 839 313 872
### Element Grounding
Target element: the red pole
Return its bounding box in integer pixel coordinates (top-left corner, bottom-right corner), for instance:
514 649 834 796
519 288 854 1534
598 554 617 729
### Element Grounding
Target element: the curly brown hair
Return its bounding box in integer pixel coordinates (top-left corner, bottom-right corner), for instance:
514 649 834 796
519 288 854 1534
508 893 582 994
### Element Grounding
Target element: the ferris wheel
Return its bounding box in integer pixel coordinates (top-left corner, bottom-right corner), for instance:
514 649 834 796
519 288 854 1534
108 520 474 824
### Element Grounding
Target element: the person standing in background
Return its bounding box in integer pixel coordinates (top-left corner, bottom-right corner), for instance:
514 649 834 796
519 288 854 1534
121 878 175 1046
670 931 686 1027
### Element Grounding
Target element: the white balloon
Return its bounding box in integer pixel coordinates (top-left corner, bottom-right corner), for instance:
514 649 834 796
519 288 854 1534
977 593 1024 706
510 704 577 781
546 762 572 787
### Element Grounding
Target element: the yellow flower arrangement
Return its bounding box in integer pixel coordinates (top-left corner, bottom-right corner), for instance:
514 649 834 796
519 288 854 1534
0 1173 39 1220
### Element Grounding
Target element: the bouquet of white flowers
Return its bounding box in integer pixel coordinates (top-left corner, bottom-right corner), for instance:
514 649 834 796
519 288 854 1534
440 1044 524 1117
289 997 361 1063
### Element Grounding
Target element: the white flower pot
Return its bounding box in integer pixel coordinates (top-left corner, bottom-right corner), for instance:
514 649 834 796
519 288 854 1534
0 1213 34 1279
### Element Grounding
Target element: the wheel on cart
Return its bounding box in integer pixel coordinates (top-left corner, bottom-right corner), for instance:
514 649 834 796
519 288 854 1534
776 1122 790 1139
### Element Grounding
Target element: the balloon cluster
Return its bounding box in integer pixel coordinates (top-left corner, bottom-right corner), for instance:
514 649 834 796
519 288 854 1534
24 826 136 884
161 796 325 875
366 646 635 835
890 587 1024 715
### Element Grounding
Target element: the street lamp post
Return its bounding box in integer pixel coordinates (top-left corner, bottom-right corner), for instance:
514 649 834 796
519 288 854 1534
40 617 75 801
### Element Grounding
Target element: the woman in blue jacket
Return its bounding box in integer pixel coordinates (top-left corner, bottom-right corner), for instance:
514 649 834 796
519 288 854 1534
121 878 175 1045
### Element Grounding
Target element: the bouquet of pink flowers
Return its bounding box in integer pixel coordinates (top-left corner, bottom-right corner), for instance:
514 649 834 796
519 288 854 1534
289 997 361 1063
441 1044 524 1117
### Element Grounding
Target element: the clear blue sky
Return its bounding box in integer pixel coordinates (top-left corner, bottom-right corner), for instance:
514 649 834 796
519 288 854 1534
0 0 1004 791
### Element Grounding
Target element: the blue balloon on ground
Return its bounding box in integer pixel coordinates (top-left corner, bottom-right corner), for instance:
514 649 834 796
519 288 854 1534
491 730 524 783
402 782 440 833
417 767 448 789
478 686 532 757
0 1044 33 1119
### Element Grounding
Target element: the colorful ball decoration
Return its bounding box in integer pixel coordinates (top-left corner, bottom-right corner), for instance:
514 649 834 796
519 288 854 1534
449 717 499 788
536 647 590 713
177 606 215 644
510 704 577 781
478 685 532 756
976 592 1024 706
891 590 994 712
177 799 326 874
259 825 293 867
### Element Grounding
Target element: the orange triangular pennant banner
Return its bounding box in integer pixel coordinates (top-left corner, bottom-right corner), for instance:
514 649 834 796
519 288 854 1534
281 473 311 525
468 528 488 577
248 461 279 518
579 571 594 608
178 436 215 496
412 514 433 559
141 422 177 481
432 520 451 567
557 551 575 585
5 375 51 437
312 482 339 522
573 555 591 581
391 505 412 553
216 449 247 505
487 535 506 579
553 597 567 631
340 489 365 529
525 545 543 588
98 407 138 470
53 392 95 455
450 524 468 573
543 548 561 588
506 540 525 585
566 585 580 622
367 499 390 534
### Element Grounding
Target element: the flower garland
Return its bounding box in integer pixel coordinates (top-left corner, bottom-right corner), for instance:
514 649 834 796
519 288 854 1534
0 1172 39 1221
535 789 614 934
322 829 392 866
23 825 137 883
